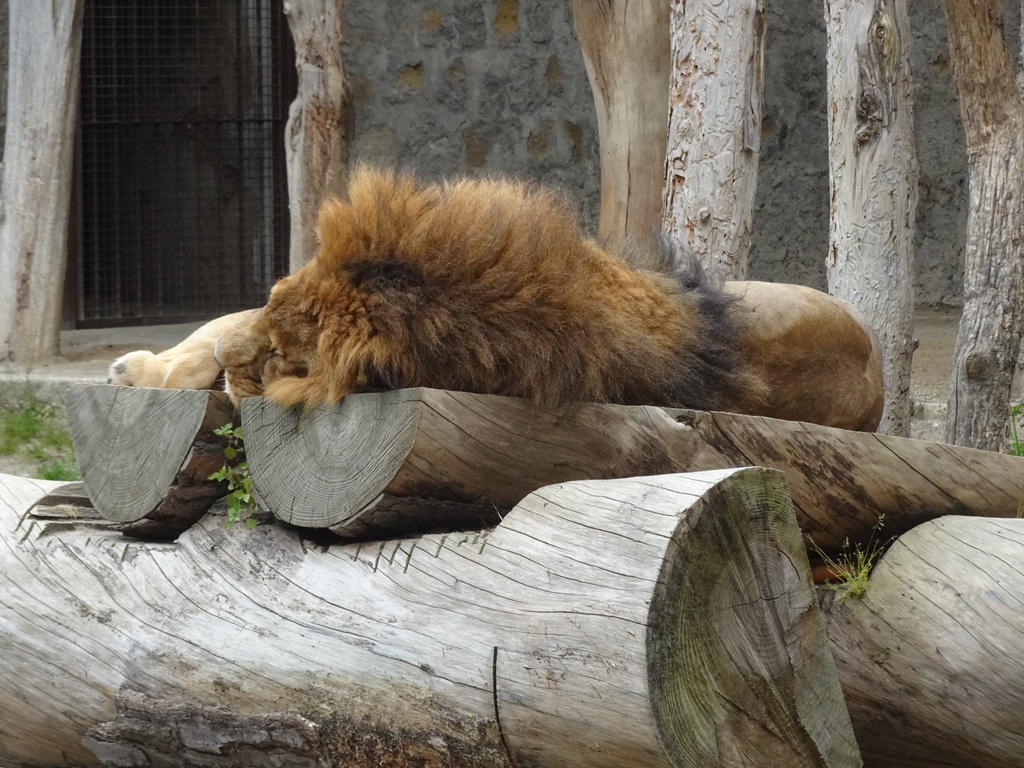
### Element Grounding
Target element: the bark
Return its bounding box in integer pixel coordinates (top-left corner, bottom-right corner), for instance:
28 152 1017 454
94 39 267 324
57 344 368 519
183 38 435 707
663 0 766 280
821 516 1024 767
0 2 83 363
283 0 349 271
230 388 1024 549
569 0 669 255
942 0 1024 450
64 387 235 538
0 468 860 768
824 0 918 437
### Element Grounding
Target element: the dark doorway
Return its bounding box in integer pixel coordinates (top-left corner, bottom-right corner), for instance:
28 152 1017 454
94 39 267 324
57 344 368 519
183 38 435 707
74 0 295 327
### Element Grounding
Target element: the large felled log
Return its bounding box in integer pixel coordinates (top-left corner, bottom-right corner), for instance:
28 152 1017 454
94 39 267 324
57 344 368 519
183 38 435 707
0 467 860 768
239 387 1024 548
65 386 234 538
821 515 1024 767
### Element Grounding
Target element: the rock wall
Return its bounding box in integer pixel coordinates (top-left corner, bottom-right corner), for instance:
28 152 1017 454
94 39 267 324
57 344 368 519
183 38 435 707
0 1 1015 307
344 0 1022 308
343 0 601 225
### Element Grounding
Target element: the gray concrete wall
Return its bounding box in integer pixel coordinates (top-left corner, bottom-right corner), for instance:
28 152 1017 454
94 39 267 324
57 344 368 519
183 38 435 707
0 2 1006 308
343 0 601 224
750 0 1017 306
344 0 1021 309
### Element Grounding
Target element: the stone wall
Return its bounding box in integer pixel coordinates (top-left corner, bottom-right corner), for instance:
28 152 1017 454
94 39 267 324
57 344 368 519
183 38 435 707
0 1 1012 307
343 0 1021 308
343 0 601 224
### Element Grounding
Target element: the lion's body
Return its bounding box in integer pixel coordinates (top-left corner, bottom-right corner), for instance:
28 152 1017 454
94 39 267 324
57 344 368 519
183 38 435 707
107 309 259 390
725 281 883 431
111 168 884 432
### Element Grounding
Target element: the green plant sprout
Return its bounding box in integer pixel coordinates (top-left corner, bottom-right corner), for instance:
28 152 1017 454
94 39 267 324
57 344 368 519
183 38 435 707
1010 403 1024 458
208 423 259 528
811 514 892 602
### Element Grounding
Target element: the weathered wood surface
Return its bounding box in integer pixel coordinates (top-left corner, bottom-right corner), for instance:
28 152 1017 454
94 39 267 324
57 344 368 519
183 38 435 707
942 0 1024 450
240 387 1024 549
0 1 83 363
569 0 669 255
825 0 918 436
663 0 766 280
283 0 348 270
821 515 1024 767
0 467 860 768
65 386 234 538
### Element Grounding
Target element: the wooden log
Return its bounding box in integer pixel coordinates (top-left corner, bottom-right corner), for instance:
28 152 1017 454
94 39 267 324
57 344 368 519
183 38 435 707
240 387 1024 548
0 467 860 768
0 1 83 363
283 0 348 271
820 515 1024 767
569 0 669 255
65 385 235 538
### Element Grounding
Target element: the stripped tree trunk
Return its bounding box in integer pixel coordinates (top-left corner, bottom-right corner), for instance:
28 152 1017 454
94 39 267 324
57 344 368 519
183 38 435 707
68 387 1024 555
942 0 1024 450
283 0 349 271
0 2 83 363
822 516 1024 767
824 0 918 437
0 469 860 768
569 0 670 256
662 0 766 280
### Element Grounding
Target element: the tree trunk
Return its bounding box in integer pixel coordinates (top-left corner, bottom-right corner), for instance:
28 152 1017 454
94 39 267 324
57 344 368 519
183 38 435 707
569 0 669 256
942 0 1024 450
238 388 1024 549
283 0 349 271
824 0 918 437
0 468 860 768
663 0 766 280
70 386 1024 553
0 2 83 364
821 515 1024 767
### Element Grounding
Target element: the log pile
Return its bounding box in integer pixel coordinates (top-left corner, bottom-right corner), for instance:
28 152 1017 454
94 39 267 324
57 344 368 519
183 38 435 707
1 383 1023 766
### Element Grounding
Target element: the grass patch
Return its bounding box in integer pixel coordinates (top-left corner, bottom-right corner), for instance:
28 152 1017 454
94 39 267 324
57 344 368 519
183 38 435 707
0 394 79 481
1010 404 1024 457
810 515 892 602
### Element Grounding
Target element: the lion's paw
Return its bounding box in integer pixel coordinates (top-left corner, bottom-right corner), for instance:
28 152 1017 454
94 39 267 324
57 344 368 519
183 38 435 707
107 350 166 388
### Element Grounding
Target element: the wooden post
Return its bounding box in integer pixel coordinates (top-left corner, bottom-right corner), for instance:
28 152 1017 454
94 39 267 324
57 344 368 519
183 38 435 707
663 0 767 280
942 0 1024 450
824 0 919 437
0 2 84 363
822 515 1024 767
283 0 349 271
569 0 669 255
0 468 860 768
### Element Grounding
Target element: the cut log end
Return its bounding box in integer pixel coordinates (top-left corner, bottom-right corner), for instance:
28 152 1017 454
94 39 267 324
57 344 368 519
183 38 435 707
66 385 234 535
646 468 860 767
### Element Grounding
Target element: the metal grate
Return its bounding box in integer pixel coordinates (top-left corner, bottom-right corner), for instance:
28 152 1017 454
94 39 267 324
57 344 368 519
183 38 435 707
77 0 292 326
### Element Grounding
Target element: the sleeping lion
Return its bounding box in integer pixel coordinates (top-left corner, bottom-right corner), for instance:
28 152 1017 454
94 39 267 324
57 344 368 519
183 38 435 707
110 167 884 431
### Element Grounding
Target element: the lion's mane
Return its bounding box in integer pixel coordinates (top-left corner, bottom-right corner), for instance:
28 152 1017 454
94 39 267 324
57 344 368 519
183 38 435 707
219 166 768 412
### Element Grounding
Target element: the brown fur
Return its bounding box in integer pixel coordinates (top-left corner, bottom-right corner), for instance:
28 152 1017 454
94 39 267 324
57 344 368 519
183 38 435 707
216 167 767 415
114 167 884 432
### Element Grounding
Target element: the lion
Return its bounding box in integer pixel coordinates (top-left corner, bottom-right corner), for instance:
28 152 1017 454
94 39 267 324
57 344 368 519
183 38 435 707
109 167 883 431
107 309 260 390
208 167 883 431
